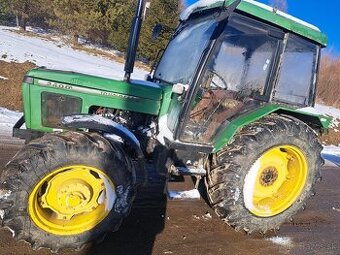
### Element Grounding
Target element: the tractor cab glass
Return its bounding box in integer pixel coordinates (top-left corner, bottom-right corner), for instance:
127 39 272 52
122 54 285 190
154 15 218 84
273 35 319 105
180 14 281 144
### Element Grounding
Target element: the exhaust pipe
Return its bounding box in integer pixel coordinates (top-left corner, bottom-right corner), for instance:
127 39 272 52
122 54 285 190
124 0 145 82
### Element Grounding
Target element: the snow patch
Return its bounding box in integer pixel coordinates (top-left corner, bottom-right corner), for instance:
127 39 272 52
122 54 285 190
0 209 4 219
180 0 222 21
180 0 320 32
0 75 8 80
0 26 147 80
234 187 240 202
0 189 12 200
168 189 200 200
202 212 212 220
267 236 293 247
322 145 340 166
63 115 140 147
157 114 174 145
299 104 340 119
299 104 340 134
332 207 340 213
0 107 25 142
322 145 340 157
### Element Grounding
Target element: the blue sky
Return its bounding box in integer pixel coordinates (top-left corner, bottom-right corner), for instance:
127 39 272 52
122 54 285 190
184 0 340 55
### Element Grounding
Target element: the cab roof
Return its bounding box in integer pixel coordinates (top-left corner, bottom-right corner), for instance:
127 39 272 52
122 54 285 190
181 0 327 47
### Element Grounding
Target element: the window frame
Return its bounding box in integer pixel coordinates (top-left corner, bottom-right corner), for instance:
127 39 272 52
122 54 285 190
271 33 320 107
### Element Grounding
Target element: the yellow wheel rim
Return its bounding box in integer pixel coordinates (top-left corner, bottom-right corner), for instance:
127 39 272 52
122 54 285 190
243 145 308 217
28 165 116 236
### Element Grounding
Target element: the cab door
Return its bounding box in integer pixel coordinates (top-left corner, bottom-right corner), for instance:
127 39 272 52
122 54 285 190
179 14 283 144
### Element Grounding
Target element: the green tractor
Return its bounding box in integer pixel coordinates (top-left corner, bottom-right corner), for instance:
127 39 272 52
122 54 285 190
0 0 332 251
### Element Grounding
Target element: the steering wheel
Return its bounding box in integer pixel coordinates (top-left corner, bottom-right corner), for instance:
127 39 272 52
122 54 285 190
209 70 228 90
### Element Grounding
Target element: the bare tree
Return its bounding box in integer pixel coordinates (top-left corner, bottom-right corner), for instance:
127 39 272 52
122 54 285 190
269 0 288 12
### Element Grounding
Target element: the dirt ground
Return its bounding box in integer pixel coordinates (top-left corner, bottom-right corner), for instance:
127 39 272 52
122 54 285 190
0 60 36 111
0 143 339 255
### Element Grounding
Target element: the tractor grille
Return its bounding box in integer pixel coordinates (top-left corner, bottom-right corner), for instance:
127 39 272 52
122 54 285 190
41 92 82 128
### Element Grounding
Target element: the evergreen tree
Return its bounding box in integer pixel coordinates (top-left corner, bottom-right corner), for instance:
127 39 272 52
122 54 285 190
49 0 103 43
9 0 35 30
107 0 136 51
138 0 180 62
0 0 49 29
1 0 182 62
0 0 11 25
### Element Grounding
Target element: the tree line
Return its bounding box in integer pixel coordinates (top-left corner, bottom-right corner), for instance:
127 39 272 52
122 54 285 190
0 0 182 61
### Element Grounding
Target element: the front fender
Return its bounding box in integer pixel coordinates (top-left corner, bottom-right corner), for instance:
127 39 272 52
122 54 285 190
62 114 143 158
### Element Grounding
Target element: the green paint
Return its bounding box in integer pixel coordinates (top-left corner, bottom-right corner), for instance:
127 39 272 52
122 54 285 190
22 83 31 128
213 104 332 153
191 0 327 46
23 69 163 132
27 69 163 101
158 83 173 116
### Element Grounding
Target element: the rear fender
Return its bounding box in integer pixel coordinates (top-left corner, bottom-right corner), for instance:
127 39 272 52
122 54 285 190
213 105 332 153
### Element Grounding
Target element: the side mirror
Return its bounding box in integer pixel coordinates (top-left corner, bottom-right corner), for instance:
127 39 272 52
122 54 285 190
152 24 163 41
172 83 189 95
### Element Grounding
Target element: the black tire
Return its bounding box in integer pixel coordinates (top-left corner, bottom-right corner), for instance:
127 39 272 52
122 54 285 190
206 114 323 233
0 131 136 252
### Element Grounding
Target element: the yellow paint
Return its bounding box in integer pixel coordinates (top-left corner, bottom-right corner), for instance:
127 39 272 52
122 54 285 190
28 165 114 235
249 145 308 217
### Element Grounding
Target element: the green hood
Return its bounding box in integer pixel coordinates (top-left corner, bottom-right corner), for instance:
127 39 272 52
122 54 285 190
26 68 163 101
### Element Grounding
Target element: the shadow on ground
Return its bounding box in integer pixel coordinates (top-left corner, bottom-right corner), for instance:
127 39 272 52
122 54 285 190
85 163 168 255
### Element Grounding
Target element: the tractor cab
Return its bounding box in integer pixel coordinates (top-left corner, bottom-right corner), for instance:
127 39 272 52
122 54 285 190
153 0 326 150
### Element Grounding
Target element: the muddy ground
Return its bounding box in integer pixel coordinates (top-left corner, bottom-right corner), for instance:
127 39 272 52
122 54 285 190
0 143 339 255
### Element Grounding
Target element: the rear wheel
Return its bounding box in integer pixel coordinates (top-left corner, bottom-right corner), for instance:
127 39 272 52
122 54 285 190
0 132 136 252
206 115 323 233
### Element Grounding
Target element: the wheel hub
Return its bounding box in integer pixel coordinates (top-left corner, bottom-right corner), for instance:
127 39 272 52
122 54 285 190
243 145 308 217
260 167 278 186
40 169 105 220
29 165 116 235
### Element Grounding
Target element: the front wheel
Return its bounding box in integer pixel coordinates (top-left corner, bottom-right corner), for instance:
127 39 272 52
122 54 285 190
206 115 323 233
0 132 136 252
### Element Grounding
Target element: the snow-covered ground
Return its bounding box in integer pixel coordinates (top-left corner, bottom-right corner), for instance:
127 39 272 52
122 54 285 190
300 104 340 131
0 107 23 137
0 26 146 80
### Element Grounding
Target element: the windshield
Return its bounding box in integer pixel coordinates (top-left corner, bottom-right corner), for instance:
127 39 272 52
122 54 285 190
154 18 217 84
